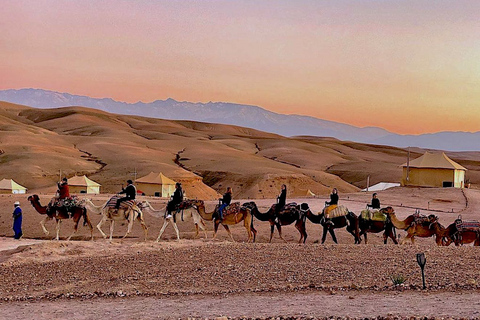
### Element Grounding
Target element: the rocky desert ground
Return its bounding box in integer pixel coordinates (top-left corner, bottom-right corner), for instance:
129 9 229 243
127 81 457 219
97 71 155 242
1 187 480 319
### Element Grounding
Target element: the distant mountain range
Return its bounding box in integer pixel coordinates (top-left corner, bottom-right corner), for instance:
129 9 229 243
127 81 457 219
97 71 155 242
1 88 479 151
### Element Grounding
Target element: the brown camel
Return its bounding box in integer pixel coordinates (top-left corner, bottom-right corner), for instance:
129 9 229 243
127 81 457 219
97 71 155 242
385 207 444 245
443 218 480 246
242 201 308 243
27 194 93 241
81 198 148 241
305 207 360 244
192 200 256 242
358 208 398 244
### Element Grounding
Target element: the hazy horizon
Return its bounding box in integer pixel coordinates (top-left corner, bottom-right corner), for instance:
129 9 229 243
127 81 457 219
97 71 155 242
2 1 479 135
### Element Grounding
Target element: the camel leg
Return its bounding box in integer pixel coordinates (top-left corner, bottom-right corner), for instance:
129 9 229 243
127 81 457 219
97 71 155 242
55 220 61 241
321 227 328 244
212 220 220 240
223 225 235 242
194 223 199 238
277 224 287 243
40 216 52 236
123 218 135 240
139 217 148 241
295 221 306 244
363 232 368 245
66 216 80 241
198 220 208 239
269 223 275 243
172 222 180 240
109 220 115 241
156 220 169 242
83 212 94 241
328 228 338 244
96 216 108 239
347 225 360 244
244 217 253 243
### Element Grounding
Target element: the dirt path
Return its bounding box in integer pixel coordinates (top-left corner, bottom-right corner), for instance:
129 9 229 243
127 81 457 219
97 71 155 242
2 291 480 319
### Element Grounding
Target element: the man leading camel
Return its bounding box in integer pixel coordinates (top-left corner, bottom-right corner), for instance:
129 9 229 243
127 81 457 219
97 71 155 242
115 179 136 210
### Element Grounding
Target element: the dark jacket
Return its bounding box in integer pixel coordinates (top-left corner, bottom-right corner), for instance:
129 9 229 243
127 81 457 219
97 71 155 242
368 198 381 209
171 187 184 205
277 189 287 208
120 184 136 199
222 191 232 206
57 182 70 199
327 193 338 205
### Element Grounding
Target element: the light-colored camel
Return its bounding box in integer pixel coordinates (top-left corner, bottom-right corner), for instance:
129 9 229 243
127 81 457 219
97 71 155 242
28 195 93 241
385 207 443 245
81 198 148 241
192 200 256 242
150 200 208 242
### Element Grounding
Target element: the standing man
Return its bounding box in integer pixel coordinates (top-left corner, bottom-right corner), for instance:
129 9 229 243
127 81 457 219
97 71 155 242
115 179 137 209
166 182 184 219
12 201 22 240
218 187 232 220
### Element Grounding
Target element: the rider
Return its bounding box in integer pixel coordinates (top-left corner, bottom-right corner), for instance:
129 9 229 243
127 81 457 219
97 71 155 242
367 193 381 209
166 182 184 219
274 184 287 223
325 188 339 207
57 177 70 201
218 187 232 220
115 179 136 210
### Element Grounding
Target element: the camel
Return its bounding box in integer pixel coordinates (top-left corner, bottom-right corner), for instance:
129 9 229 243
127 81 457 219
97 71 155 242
304 207 360 244
385 207 444 245
27 194 93 241
140 199 208 241
443 218 480 246
358 208 397 244
81 198 148 241
242 201 308 243
191 200 256 242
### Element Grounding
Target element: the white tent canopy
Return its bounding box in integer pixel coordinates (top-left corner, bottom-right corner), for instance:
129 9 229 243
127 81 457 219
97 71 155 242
362 182 400 192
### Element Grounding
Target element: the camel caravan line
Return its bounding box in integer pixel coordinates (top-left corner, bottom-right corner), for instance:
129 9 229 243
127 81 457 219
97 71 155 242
27 194 480 246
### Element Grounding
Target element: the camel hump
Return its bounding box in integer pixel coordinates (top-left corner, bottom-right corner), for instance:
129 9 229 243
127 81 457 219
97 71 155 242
325 205 348 218
361 209 386 222
223 202 241 216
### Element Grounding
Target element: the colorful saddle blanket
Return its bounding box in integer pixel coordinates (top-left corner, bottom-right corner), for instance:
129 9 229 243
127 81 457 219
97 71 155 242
50 196 81 209
105 196 136 209
325 205 348 219
455 219 480 232
223 202 242 216
361 209 387 222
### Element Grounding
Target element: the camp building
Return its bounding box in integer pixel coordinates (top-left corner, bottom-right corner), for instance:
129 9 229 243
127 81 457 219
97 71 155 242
68 175 101 194
135 172 176 197
0 179 27 194
401 152 466 188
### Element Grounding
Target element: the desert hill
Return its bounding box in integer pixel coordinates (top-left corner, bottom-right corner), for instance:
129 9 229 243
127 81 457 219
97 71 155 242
0 101 479 199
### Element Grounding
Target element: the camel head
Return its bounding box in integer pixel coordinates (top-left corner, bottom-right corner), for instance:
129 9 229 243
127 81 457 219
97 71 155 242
27 194 40 204
380 206 395 216
241 201 257 211
190 199 204 209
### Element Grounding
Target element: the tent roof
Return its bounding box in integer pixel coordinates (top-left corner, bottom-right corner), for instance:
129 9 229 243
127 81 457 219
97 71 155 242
0 178 27 190
402 152 467 170
136 172 176 185
362 182 400 192
68 175 101 187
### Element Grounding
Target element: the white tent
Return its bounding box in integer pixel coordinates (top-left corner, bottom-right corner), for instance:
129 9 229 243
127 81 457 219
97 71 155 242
0 178 27 194
362 182 400 192
68 175 101 194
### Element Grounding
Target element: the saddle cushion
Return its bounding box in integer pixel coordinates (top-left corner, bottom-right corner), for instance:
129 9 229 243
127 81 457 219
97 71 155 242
271 202 297 211
361 209 387 222
105 196 135 209
223 202 241 216
456 220 480 232
325 205 348 218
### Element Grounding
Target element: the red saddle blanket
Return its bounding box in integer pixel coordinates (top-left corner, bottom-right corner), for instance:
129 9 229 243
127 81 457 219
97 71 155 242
105 196 136 209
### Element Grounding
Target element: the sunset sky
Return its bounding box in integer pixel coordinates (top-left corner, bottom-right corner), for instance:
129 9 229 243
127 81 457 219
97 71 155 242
1 1 479 134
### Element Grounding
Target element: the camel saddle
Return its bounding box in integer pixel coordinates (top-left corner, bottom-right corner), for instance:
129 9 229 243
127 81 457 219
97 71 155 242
455 218 480 233
50 196 80 211
222 202 242 216
325 205 348 219
270 202 298 212
105 196 136 210
361 209 386 222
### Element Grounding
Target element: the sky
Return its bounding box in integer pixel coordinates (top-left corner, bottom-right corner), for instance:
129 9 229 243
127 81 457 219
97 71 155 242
1 0 479 135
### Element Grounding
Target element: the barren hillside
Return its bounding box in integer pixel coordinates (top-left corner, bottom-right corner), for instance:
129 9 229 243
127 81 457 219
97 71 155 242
0 101 479 199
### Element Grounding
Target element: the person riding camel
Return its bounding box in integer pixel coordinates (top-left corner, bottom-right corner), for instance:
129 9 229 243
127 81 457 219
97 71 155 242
325 188 339 207
218 187 232 220
115 179 136 210
57 177 70 201
274 184 287 223
166 182 183 219
367 193 381 209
